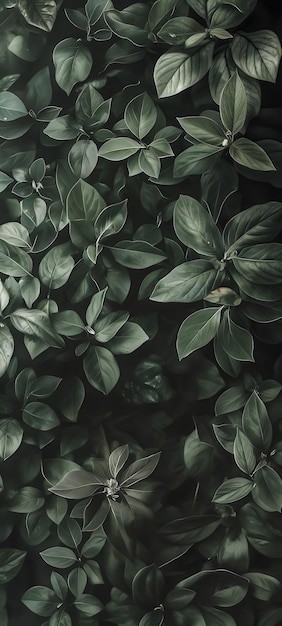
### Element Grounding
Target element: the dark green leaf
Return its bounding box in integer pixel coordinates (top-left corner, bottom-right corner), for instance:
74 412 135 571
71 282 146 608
253 466 282 512
0 91 28 121
150 260 217 303
0 325 14 377
68 140 98 179
23 402 60 431
154 43 214 98
99 137 141 160
74 594 103 616
109 240 166 269
39 244 74 290
53 38 92 95
0 549 26 584
247 572 281 601
232 243 282 284
223 202 282 253
173 143 223 177
22 586 58 617
132 564 165 609
234 429 256 475
0 419 23 461
125 92 157 139
230 138 276 171
68 568 87 597
173 194 223 257
177 115 225 145
83 346 120 394
213 478 254 504
217 311 254 362
219 71 247 134
120 452 161 487
17 0 57 31
10 309 64 348
49 469 103 499
231 30 282 83
177 307 222 360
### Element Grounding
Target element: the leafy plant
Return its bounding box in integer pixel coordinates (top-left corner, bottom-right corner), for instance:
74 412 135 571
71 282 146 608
0 1 281 625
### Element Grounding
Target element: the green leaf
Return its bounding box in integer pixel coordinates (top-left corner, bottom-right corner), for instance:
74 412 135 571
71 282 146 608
242 391 272 452
85 0 111 25
22 587 59 618
217 312 254 362
50 468 102 499
56 376 85 422
86 288 108 327
25 67 52 112
83 346 120 394
0 325 14 377
8 486 44 513
213 478 254 504
154 43 214 98
74 594 103 616
53 38 93 95
158 16 205 46
253 466 282 512
234 429 256 475
23 402 60 431
173 143 223 177
0 171 13 193
99 137 141 160
105 5 149 46
247 572 281 601
217 528 249 574
43 115 80 141
177 307 222 360
201 161 239 222
17 0 57 31
68 568 87 597
52 310 85 336
132 564 165 609
125 92 157 140
151 261 217 303
108 322 149 354
67 179 106 222
58 517 82 550
230 138 276 171
215 387 249 415
46 495 68 525
173 195 223 257
94 311 129 343
120 451 161 487
177 115 225 145
0 419 23 461
19 276 40 308
223 202 282 253
0 91 28 121
0 549 26 584
219 71 247 134
232 243 282 284
10 309 64 349
40 547 77 568
182 569 249 607
39 244 74 290
94 200 128 243
213 424 237 453
68 139 98 179
0 243 33 277
109 240 166 269
231 30 282 83
138 149 161 178
108 445 129 480
184 430 213 477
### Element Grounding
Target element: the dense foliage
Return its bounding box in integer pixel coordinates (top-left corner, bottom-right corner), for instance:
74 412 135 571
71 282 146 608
0 0 282 624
